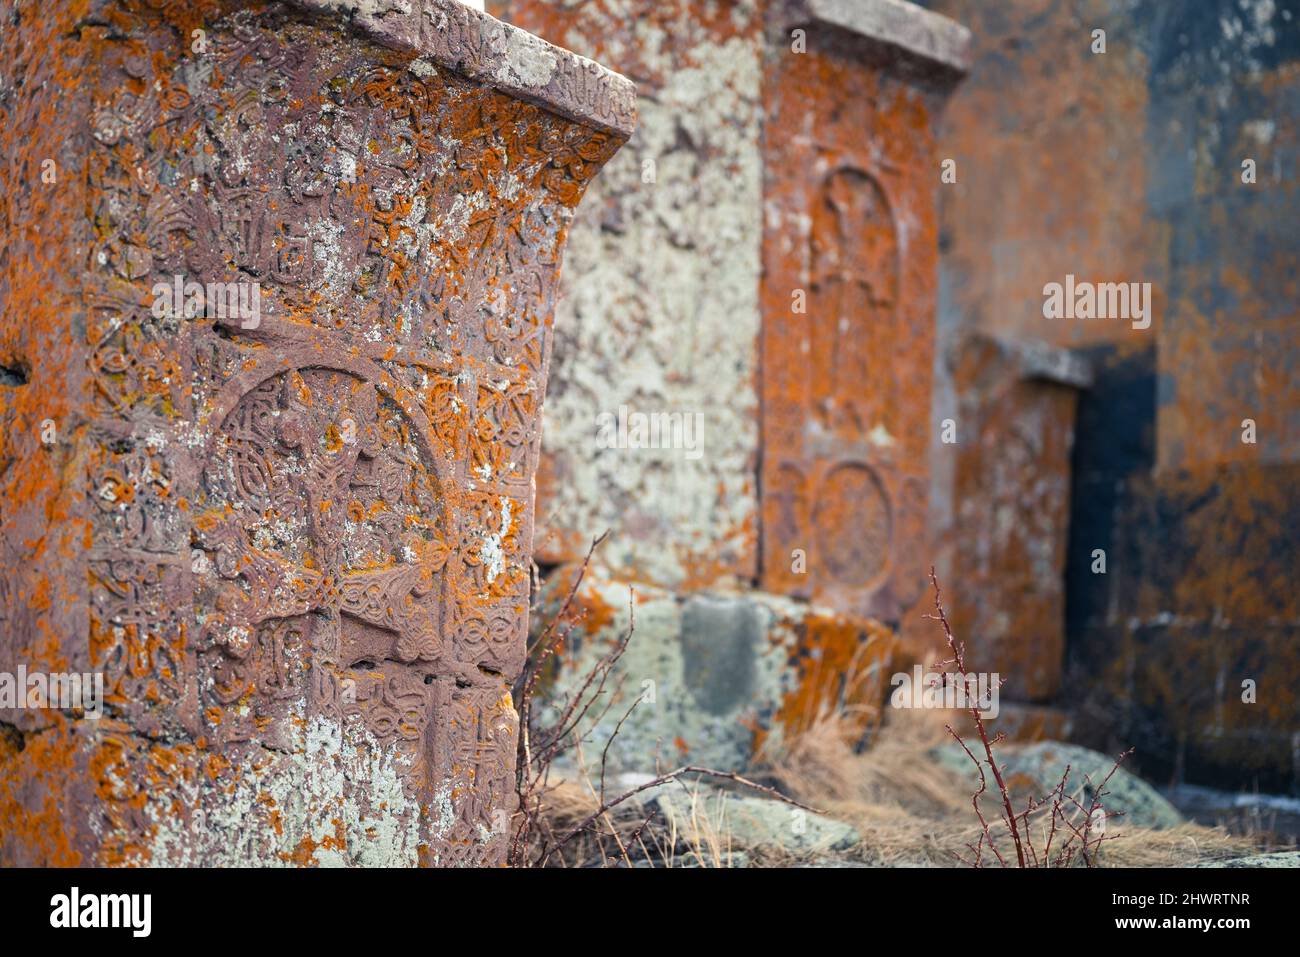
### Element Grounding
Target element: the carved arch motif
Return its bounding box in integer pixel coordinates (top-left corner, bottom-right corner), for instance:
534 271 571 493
193 358 452 745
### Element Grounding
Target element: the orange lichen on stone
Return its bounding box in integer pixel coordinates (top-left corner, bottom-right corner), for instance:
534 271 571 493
0 718 82 867
4 0 631 866
759 34 944 628
767 611 898 749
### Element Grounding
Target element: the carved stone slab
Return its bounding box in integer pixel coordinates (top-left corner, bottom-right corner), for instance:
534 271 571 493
947 334 1092 702
0 0 631 866
759 1 966 627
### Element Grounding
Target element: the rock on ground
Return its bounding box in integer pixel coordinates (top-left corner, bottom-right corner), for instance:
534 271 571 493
1197 851 1300 868
932 741 1185 830
637 783 860 859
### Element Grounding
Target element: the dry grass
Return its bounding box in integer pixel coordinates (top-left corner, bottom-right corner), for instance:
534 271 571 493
1095 824 1253 868
520 774 746 867
654 785 737 868
754 705 1256 867
518 778 642 867
527 706 1257 867
759 708 974 866
763 706 962 816
521 551 1257 868
524 651 1259 867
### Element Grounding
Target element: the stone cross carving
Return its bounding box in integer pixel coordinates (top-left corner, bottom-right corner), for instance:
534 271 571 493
0 0 631 866
760 0 968 626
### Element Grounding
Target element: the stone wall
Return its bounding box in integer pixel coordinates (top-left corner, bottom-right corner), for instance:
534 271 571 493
492 0 767 590
925 0 1300 790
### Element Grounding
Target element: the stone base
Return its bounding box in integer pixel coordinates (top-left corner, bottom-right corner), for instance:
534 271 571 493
532 568 900 774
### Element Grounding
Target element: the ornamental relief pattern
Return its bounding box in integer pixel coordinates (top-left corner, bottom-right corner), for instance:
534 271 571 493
762 165 902 601
760 57 938 623
80 2 623 864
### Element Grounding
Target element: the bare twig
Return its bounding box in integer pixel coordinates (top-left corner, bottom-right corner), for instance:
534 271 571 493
927 567 1025 867
928 566 1133 869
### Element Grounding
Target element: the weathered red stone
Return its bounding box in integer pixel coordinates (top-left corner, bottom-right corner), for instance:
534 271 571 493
759 0 967 633
0 0 632 866
947 333 1091 702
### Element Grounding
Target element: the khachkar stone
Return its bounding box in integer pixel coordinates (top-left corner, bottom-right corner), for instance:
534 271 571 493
947 334 1093 702
0 0 632 866
759 0 969 625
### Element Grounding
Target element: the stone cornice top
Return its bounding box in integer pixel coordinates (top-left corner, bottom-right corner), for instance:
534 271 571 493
788 0 973 77
950 333 1095 389
285 0 638 138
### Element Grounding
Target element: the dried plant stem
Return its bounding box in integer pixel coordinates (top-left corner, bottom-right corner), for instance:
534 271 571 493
927 566 1132 868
